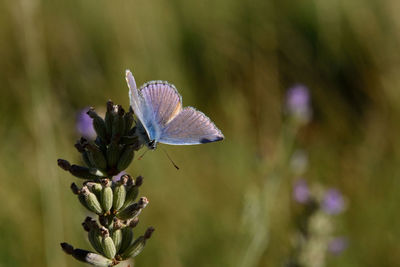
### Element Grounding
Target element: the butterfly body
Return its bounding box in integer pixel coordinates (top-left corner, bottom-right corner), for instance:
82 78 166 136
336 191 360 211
126 70 224 149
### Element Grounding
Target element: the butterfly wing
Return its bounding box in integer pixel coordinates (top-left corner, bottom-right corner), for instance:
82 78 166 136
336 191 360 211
159 107 224 145
138 80 183 141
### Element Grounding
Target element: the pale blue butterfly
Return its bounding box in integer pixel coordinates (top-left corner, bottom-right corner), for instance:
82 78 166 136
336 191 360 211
126 70 224 150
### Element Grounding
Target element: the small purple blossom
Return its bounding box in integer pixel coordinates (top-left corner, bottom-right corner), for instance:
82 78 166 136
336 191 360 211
285 84 312 122
293 179 310 204
328 237 348 255
76 107 96 139
322 189 345 215
112 171 127 183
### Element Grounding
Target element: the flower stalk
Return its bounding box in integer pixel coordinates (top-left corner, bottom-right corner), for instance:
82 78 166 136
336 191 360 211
58 101 154 266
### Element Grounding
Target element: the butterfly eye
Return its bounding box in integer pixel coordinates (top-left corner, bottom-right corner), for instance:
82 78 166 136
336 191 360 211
148 140 157 150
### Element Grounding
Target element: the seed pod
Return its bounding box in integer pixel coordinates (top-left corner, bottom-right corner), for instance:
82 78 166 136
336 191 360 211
119 227 134 254
113 181 127 212
121 227 154 259
112 229 123 253
101 180 113 214
101 233 116 259
86 143 107 171
117 145 134 172
87 108 107 142
106 141 120 168
117 197 148 221
79 186 103 214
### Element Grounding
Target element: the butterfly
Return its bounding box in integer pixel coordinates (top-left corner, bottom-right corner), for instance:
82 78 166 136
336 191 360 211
125 70 224 150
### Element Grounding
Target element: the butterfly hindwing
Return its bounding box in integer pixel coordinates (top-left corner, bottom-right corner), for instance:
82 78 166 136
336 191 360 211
159 107 224 145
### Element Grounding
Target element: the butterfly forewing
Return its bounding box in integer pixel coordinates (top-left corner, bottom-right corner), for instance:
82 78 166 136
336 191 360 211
139 81 182 140
140 81 182 126
159 107 224 145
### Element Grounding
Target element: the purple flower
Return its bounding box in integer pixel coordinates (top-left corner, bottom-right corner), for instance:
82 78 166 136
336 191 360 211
322 189 345 215
285 85 312 122
293 179 310 204
112 171 127 183
76 107 96 139
328 237 348 255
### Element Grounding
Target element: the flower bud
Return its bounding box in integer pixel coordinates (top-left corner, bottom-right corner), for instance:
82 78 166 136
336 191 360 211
106 141 120 168
87 108 107 142
121 227 154 259
57 159 71 171
61 243 113 267
122 176 143 209
69 165 103 180
113 180 127 212
117 197 148 221
127 217 139 228
117 145 135 172
85 143 107 171
101 229 116 259
88 225 103 254
112 229 123 253
70 183 80 195
111 105 126 141
79 186 103 214
85 182 103 200
119 227 134 255
104 100 114 138
123 109 134 136
99 215 113 228
120 135 139 146
101 179 113 214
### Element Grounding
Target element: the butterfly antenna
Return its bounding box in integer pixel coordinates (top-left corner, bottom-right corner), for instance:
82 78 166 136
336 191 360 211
162 148 180 170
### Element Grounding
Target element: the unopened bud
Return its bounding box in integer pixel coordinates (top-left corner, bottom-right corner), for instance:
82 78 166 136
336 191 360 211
79 186 103 214
57 159 71 171
87 108 107 142
117 197 148 220
70 183 80 195
117 145 134 172
101 180 113 214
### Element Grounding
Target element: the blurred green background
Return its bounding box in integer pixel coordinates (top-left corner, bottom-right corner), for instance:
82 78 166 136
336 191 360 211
1 0 400 266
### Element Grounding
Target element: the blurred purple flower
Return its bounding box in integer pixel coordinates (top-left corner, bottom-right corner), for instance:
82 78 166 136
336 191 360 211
112 171 127 183
290 150 309 175
76 107 96 139
293 179 310 204
286 84 312 122
322 189 345 215
328 237 348 255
